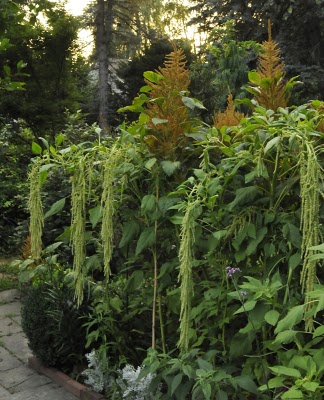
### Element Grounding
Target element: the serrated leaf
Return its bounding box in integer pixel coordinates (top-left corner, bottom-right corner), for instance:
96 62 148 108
44 198 65 219
265 309 280 326
135 227 155 255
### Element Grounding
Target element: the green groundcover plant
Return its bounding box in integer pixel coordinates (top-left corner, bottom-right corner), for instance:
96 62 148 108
23 40 324 399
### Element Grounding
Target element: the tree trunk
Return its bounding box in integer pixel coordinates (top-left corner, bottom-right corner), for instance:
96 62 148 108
96 0 110 133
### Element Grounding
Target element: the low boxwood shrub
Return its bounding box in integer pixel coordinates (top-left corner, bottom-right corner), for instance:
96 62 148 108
21 280 90 371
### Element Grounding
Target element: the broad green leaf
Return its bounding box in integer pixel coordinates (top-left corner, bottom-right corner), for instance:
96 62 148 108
145 157 157 170
32 141 42 155
313 325 324 338
55 133 65 146
119 221 140 248
302 381 319 392
232 375 258 394
264 136 280 154
216 390 228 400
234 300 257 315
161 160 180 176
228 186 263 211
259 376 285 390
39 163 56 173
44 198 66 219
135 227 155 255
272 330 298 345
269 366 301 378
281 388 303 399
89 206 102 229
212 230 228 241
125 270 144 291
171 374 183 396
141 194 156 215
289 252 301 269
275 305 304 333
197 359 213 371
282 223 301 248
45 242 63 253
182 96 206 110
201 383 211 400
264 309 280 326
248 71 261 85
39 170 48 186
158 196 181 215
245 227 267 256
143 71 163 84
139 85 152 93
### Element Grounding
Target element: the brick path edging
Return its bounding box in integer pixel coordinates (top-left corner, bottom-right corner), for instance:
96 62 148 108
28 356 105 400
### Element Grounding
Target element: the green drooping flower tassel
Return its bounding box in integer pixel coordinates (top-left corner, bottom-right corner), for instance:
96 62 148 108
70 159 87 305
28 161 44 260
299 142 322 331
178 199 196 353
101 146 124 278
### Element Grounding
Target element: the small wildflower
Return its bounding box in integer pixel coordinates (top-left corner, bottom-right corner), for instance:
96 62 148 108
225 265 241 278
240 291 247 297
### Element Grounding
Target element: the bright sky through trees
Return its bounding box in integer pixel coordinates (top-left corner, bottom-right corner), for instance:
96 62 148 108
66 0 90 15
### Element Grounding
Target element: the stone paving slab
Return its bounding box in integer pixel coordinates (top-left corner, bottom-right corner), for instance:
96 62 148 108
0 332 32 364
0 385 11 399
9 382 79 400
0 318 22 337
0 303 21 318
0 347 21 371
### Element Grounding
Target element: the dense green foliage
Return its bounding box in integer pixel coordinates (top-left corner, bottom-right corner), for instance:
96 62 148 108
24 43 324 398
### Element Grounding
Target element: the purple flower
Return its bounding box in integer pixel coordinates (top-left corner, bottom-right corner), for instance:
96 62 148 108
226 265 241 278
240 291 247 297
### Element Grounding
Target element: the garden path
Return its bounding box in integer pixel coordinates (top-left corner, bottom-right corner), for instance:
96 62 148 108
0 289 78 400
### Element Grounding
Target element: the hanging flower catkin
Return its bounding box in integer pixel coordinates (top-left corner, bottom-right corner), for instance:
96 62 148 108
178 199 196 352
299 142 322 331
28 161 44 260
101 146 124 278
70 158 87 305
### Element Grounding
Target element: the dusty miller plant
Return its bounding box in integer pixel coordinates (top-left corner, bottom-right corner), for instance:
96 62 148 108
117 364 156 400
